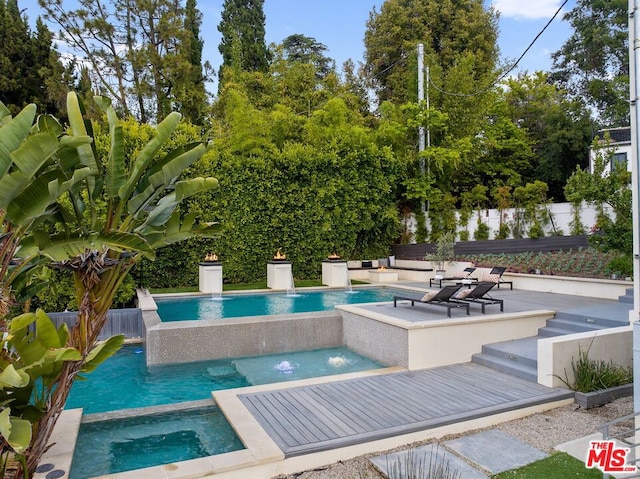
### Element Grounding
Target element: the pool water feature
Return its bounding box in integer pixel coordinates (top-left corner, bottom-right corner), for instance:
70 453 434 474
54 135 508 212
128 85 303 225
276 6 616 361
155 287 398 321
65 345 381 414
70 407 243 479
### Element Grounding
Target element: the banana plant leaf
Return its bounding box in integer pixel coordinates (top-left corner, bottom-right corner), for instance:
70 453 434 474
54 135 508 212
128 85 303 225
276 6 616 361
0 408 31 454
0 104 37 178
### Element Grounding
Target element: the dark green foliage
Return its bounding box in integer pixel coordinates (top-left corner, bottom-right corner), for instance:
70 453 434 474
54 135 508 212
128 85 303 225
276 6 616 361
217 0 271 82
200 143 403 283
415 212 428 244
551 0 628 126
605 254 633 277
281 34 334 79
0 1 66 116
33 269 137 312
473 220 489 241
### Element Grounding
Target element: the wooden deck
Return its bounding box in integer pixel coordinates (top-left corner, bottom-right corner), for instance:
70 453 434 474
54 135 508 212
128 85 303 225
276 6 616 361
238 363 573 457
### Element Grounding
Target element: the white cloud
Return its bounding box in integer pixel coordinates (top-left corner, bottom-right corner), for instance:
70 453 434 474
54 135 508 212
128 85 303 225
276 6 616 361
492 0 562 20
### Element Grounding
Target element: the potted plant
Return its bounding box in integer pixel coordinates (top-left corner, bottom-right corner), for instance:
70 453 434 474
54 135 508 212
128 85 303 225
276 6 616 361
427 232 456 278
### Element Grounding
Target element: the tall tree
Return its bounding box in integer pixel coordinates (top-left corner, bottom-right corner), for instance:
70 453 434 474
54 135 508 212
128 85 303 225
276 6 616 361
504 72 596 201
363 0 499 106
217 0 271 86
174 0 210 125
363 0 499 218
281 34 334 79
551 0 628 126
39 0 212 123
0 0 66 116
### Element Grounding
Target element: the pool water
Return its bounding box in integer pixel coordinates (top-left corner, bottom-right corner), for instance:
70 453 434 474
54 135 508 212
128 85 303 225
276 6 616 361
65 345 381 414
68 345 382 477
156 288 397 321
70 407 243 479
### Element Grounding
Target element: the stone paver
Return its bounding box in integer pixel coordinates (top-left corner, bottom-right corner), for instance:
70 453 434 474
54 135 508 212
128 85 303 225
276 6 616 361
444 429 548 474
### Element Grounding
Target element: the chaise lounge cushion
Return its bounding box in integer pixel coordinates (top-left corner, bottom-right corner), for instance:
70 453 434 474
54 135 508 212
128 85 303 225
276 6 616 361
455 288 472 299
421 291 438 301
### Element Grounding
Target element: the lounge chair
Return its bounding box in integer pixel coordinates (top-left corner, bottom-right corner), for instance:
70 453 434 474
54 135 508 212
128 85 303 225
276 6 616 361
393 284 470 317
485 266 513 290
454 281 503 313
429 267 478 288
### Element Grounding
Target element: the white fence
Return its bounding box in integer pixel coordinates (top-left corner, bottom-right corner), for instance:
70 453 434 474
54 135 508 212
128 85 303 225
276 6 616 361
404 202 613 242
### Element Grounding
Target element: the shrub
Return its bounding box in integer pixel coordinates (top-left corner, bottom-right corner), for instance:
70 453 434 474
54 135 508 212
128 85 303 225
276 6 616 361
605 254 633 278
559 345 633 393
474 221 490 241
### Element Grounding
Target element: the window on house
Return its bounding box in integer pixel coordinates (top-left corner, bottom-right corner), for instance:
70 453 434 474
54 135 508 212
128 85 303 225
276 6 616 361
612 152 627 169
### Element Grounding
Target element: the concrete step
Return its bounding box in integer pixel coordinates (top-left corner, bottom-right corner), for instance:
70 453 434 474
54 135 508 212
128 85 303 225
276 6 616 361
471 353 538 383
537 326 575 338
544 318 606 333
619 294 633 304
625 287 634 297
480 341 538 369
553 311 629 329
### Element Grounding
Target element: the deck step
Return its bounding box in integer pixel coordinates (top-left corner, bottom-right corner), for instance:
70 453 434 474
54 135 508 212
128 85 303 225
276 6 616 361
537 327 575 338
544 318 607 333
471 353 537 383
619 294 634 304
479 341 537 369
553 311 629 328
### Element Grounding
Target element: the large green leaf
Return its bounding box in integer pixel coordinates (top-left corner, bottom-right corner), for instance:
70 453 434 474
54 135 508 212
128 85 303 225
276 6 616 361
67 92 99 195
81 335 124 375
94 97 126 199
118 112 182 203
0 364 30 389
5 167 92 225
144 210 222 248
139 177 218 229
0 133 59 210
0 104 37 178
127 143 207 218
0 409 32 454
22 230 155 261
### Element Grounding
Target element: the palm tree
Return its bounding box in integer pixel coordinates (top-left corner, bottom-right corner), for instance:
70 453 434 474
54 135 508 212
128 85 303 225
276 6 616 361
0 93 221 476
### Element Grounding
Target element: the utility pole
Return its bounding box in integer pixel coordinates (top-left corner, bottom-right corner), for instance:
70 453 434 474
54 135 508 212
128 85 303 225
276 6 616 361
417 43 426 213
630 0 639 319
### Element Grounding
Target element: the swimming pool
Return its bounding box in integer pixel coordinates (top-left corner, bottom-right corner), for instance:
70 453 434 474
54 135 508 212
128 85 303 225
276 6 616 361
155 287 398 321
68 345 381 477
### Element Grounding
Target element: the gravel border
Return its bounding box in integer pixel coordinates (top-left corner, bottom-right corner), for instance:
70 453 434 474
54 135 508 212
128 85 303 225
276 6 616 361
272 397 634 479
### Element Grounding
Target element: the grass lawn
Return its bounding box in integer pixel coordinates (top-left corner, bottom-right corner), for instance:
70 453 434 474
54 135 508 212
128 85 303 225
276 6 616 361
492 452 602 478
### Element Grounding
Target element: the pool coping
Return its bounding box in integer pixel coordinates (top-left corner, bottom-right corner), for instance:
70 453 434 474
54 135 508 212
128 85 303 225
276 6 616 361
47 363 574 479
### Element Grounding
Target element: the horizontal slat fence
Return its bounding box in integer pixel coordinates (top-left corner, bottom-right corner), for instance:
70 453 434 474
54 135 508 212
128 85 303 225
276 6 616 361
391 235 590 260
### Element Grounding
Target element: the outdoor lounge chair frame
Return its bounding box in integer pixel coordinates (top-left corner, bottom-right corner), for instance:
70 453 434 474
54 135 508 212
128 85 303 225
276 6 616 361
488 266 513 290
455 281 504 313
429 267 478 288
393 284 470 317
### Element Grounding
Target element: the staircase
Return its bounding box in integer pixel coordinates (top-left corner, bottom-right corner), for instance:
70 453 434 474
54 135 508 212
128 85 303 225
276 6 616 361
471 288 633 382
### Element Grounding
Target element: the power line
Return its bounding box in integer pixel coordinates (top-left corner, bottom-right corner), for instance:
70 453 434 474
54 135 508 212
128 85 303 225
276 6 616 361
428 0 569 98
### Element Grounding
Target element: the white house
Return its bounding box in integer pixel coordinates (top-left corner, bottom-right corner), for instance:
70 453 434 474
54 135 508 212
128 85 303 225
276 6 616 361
590 126 632 173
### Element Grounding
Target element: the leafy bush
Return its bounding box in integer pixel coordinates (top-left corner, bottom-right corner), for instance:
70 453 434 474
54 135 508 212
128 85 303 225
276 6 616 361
473 221 490 241
559 346 632 393
605 254 633 277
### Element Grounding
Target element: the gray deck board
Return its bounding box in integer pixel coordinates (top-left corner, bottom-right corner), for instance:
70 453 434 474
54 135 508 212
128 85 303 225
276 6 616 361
239 363 573 456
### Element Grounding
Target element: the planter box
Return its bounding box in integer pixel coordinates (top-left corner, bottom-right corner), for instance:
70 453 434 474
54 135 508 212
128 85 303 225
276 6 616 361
574 383 633 409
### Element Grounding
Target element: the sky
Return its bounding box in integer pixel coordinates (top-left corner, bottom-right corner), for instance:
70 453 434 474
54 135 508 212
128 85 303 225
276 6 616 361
18 0 577 83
